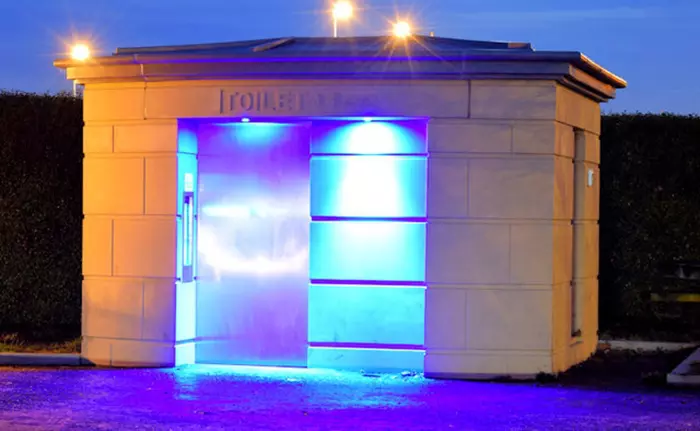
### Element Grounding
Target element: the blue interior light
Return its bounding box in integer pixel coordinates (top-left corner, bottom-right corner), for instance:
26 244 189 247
311 120 427 155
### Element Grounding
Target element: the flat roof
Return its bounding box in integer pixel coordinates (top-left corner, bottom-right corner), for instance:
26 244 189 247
114 36 534 56
55 36 626 100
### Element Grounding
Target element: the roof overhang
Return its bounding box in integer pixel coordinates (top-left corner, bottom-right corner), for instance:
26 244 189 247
54 36 626 102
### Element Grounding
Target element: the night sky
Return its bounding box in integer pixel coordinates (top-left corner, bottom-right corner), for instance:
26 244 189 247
0 0 697 113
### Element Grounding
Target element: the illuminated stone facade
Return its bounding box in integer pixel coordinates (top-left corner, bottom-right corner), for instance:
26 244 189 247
56 36 624 378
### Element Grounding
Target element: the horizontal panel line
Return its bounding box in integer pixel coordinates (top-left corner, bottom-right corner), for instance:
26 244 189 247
425 282 564 289
309 342 425 351
175 340 197 346
83 276 180 282
426 217 574 224
311 153 428 157
82 214 180 219
311 216 427 222
192 337 252 343
427 348 554 355
310 279 426 287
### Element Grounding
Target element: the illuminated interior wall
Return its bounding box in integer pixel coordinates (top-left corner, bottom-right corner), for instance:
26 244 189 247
192 119 426 371
308 120 428 372
195 122 310 367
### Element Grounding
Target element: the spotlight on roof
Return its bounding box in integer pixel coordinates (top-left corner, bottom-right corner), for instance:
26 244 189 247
393 21 412 38
70 43 91 61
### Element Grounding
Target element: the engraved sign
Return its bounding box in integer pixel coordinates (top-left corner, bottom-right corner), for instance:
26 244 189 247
220 88 382 116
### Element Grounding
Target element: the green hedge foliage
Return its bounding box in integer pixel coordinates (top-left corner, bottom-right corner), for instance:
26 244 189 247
600 114 700 340
0 92 698 341
0 92 82 340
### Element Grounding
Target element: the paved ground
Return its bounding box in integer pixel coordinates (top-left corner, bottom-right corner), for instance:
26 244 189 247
0 361 698 431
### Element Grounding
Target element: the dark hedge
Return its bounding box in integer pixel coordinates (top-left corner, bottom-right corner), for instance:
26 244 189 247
0 92 699 341
600 114 700 340
0 92 82 340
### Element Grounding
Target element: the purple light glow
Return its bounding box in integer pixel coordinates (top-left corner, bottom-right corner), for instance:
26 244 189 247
201 203 307 219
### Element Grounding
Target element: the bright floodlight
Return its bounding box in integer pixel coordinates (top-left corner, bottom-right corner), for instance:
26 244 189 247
393 21 411 38
71 44 91 61
332 1 353 20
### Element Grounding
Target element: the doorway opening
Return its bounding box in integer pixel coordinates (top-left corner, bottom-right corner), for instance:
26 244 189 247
187 118 429 371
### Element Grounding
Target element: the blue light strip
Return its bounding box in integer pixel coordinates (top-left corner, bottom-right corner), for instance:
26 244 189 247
309 345 426 353
310 279 426 287
311 216 427 223
309 342 424 350
310 152 427 157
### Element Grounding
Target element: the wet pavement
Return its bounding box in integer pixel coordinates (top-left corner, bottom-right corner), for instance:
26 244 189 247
0 365 698 430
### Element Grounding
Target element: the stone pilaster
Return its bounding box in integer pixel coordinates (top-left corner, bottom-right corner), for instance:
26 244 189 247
81 85 196 366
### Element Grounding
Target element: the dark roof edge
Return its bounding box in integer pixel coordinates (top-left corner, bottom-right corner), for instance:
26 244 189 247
111 36 534 55
55 50 626 91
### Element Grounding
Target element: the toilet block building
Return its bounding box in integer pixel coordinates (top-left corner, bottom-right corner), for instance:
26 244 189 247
55 36 626 378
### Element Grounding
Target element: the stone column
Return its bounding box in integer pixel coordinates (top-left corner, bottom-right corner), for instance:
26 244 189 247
81 83 196 366
555 87 603 370
423 81 603 378
571 129 601 360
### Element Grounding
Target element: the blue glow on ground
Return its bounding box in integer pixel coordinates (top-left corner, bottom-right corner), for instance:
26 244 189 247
6 366 700 429
189 364 331 378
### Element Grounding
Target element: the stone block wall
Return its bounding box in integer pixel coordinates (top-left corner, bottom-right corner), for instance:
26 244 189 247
82 85 197 365
424 81 602 378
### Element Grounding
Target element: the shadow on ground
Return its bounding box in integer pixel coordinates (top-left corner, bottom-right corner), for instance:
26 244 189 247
556 347 696 388
0 350 698 430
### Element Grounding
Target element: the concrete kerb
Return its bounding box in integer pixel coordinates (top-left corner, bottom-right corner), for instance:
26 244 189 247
596 340 700 388
667 347 700 387
0 353 90 367
598 340 700 352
